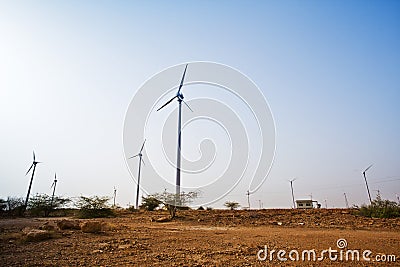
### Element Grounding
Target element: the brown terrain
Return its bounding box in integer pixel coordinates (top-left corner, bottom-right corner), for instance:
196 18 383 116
1 209 399 266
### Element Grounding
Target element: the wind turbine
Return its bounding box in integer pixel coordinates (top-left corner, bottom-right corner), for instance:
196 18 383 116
24 151 41 210
246 190 251 209
157 64 192 206
50 173 58 210
288 178 297 209
129 139 146 209
363 164 373 204
113 186 117 207
343 192 349 208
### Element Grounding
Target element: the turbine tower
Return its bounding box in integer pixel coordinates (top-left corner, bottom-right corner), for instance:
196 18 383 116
343 192 349 208
157 64 192 206
129 139 146 209
363 164 373 204
246 190 251 209
24 151 41 210
50 173 58 210
113 186 117 207
289 178 297 209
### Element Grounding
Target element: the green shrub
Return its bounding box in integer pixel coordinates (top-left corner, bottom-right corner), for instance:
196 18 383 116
357 195 400 218
150 190 200 219
3 197 25 216
75 196 115 218
140 196 162 211
0 199 6 211
224 201 240 210
27 194 70 217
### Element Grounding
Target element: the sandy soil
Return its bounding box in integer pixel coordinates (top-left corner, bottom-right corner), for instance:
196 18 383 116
1 209 399 266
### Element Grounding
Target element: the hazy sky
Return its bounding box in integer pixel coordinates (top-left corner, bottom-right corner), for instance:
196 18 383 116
1 1 399 208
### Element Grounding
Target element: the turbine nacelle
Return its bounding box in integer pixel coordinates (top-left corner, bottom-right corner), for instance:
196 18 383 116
157 64 193 112
26 151 42 176
177 92 184 100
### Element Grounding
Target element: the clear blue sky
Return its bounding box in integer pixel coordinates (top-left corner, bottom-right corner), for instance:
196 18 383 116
1 1 399 208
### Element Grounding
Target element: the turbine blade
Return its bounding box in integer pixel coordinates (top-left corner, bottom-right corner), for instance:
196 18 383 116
33 151 35 161
364 164 373 173
177 64 188 94
157 96 177 111
182 100 193 112
140 139 146 153
25 163 34 176
141 158 145 166
129 154 139 159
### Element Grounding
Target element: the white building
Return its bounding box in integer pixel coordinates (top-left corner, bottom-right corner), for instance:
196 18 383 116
296 199 320 209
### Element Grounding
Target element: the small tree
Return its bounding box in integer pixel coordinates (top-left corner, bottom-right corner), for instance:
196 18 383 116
0 198 6 209
140 196 162 211
151 190 200 219
0 198 6 213
6 196 25 216
75 196 115 218
224 201 240 210
357 195 400 218
27 194 70 217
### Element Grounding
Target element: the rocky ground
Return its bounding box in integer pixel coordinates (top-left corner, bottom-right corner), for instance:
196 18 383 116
0 209 399 266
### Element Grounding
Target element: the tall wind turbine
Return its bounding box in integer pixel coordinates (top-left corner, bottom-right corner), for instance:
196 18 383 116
24 151 41 210
50 173 58 210
157 64 192 206
129 139 146 209
289 178 297 209
363 164 373 204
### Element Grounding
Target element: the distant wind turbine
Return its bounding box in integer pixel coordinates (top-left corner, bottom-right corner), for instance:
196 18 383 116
157 64 193 206
363 164 373 204
246 190 251 209
24 151 41 210
113 186 117 207
288 178 297 209
50 173 58 210
129 139 146 209
343 192 349 208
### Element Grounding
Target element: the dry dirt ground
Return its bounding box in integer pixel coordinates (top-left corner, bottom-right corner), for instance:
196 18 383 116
1 209 399 266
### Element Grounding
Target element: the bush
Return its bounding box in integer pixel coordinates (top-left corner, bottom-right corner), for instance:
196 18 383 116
357 195 400 218
75 196 115 218
150 190 200 219
5 196 25 216
27 194 70 217
224 201 240 210
140 196 162 211
0 199 6 211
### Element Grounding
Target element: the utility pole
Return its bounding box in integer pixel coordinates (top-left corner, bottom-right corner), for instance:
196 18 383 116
343 193 349 208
